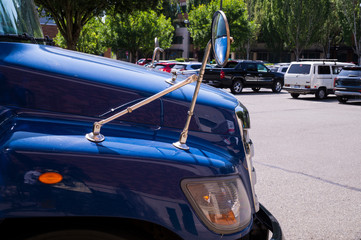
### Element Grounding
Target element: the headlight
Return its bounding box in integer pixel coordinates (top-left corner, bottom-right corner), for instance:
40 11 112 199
181 176 252 234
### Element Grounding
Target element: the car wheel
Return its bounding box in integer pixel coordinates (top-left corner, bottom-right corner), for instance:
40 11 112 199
291 93 300 99
315 88 327 99
252 87 261 92
272 80 282 93
231 80 243 94
337 96 348 104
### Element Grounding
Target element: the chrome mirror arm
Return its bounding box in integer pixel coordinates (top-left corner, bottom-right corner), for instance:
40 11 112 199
173 40 212 150
86 74 198 143
151 47 164 67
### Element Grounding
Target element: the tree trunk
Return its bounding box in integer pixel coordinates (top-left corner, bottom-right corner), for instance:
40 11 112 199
66 39 77 51
246 40 251 60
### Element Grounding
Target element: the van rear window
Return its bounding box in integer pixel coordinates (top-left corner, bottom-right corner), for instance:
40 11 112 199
288 64 311 74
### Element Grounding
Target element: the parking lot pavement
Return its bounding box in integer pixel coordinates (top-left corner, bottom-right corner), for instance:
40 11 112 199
232 89 361 240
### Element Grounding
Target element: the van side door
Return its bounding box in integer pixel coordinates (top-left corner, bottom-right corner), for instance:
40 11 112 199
316 65 332 89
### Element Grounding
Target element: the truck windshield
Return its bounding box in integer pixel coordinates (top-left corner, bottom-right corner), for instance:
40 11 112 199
0 0 43 38
338 69 361 77
288 64 311 74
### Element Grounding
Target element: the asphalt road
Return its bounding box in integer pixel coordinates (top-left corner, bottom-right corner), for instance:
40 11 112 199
231 89 361 240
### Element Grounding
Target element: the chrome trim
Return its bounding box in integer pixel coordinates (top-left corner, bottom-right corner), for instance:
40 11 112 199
235 104 259 212
335 90 361 97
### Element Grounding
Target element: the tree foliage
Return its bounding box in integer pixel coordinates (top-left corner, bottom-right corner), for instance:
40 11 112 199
35 0 161 50
186 0 212 12
255 0 287 61
336 0 361 64
158 0 180 24
257 0 331 61
188 0 252 54
107 10 174 62
54 17 108 56
318 2 342 58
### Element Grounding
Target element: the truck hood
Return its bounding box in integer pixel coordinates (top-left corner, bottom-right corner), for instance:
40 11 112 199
0 42 237 108
0 42 243 136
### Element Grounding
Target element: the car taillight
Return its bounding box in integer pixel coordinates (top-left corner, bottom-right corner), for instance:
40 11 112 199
220 70 225 79
334 77 338 87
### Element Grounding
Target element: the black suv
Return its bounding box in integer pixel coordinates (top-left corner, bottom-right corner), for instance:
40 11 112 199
334 67 361 103
203 60 284 94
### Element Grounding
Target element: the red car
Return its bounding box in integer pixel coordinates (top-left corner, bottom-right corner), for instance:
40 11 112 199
154 62 176 73
136 58 152 65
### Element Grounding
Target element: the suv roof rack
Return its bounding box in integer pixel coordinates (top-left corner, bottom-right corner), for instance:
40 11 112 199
298 58 338 62
297 58 341 65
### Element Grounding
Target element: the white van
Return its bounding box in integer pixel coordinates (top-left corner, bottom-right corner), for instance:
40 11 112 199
284 60 355 99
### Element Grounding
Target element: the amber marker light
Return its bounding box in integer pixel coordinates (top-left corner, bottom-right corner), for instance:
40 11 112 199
39 172 63 184
181 176 252 234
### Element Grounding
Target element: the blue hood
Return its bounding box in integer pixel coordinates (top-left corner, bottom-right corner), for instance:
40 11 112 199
0 42 237 109
0 42 242 136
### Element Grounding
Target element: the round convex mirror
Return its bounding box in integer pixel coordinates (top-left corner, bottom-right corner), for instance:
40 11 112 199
211 10 230 67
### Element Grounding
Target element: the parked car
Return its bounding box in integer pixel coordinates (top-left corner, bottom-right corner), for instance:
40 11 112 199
173 62 213 76
284 60 354 99
270 63 290 75
136 58 152 65
334 66 361 103
202 60 284 94
153 61 177 72
0 1 282 240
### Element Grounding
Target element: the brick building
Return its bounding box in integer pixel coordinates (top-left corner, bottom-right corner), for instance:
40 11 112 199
39 17 58 39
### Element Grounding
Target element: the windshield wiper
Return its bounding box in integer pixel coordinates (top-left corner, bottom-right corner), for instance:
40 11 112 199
0 33 54 45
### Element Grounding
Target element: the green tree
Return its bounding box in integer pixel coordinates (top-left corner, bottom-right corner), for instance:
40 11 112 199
107 10 174 62
257 0 331 61
244 0 260 59
188 0 251 55
281 0 330 60
255 0 287 62
186 0 212 12
187 3 216 49
158 0 180 24
35 0 161 50
54 17 108 55
336 0 361 64
318 1 342 59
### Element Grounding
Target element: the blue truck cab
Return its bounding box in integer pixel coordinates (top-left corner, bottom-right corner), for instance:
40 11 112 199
0 1 283 239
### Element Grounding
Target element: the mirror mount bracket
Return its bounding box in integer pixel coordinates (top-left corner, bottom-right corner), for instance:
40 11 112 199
165 69 177 85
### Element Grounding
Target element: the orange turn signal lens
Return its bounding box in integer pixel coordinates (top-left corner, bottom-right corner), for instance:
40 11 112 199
39 172 63 184
209 210 237 225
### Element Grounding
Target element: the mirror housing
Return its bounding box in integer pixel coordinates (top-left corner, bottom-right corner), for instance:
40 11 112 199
211 10 230 67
